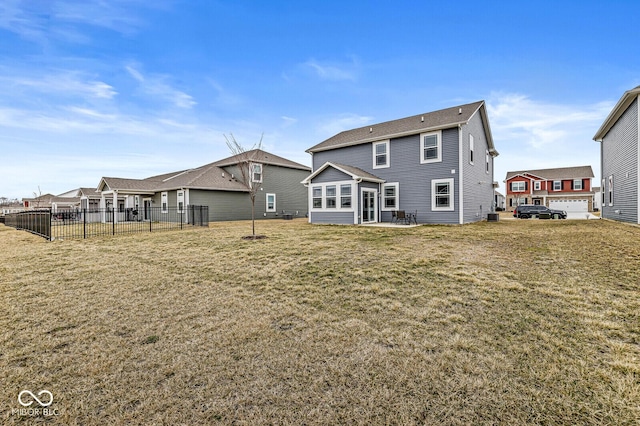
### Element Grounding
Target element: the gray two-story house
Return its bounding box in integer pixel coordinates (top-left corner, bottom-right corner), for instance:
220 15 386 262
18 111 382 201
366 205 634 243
302 101 499 225
593 86 640 224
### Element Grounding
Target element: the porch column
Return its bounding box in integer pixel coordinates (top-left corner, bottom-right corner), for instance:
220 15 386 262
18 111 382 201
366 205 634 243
113 190 118 224
100 195 106 223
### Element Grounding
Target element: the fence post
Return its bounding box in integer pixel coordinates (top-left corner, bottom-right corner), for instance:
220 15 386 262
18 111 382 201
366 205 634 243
83 208 87 239
112 208 115 236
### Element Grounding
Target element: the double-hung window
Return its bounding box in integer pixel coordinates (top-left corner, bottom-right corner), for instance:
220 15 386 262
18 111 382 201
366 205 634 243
469 135 474 165
266 193 276 212
485 150 490 173
553 181 562 191
601 178 605 204
511 181 525 192
573 179 583 190
608 175 614 206
251 163 263 183
373 140 390 169
326 185 337 208
340 185 352 208
534 181 541 191
382 183 399 210
420 131 442 163
312 187 322 208
161 192 168 213
177 191 185 213
432 178 454 211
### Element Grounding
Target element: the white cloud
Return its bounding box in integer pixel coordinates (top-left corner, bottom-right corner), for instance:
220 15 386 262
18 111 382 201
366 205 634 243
126 65 196 109
486 92 613 190
0 69 117 100
304 58 359 82
317 113 373 137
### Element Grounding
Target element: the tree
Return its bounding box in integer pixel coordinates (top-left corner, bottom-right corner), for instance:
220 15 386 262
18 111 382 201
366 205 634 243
224 133 264 238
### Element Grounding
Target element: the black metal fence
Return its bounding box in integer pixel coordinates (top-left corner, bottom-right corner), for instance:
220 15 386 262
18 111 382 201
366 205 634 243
4 206 209 240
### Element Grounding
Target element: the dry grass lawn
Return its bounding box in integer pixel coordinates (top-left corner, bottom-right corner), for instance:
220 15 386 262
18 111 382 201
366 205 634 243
1 218 639 425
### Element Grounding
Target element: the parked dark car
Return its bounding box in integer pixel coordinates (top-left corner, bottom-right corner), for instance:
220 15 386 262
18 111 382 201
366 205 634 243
513 205 567 219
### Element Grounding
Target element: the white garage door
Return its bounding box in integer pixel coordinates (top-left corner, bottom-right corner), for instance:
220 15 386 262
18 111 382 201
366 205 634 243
549 199 588 212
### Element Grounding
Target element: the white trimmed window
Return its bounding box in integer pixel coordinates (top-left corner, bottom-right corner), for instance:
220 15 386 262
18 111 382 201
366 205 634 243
573 179 583 190
601 178 605 204
420 131 442 164
266 193 276 212
469 134 474 165
553 180 562 191
312 187 322 209
340 184 352 208
485 150 490 173
251 163 263 183
326 185 337 208
382 182 399 211
177 191 185 213
608 175 614 206
161 192 168 213
511 181 526 192
373 140 390 169
534 181 541 190
310 181 355 211
432 178 454 211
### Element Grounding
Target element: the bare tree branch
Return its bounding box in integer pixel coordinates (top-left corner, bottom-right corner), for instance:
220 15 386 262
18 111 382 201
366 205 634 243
223 133 264 237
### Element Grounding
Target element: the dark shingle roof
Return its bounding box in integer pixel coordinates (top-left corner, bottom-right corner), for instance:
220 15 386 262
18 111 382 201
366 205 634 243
211 149 311 171
307 101 489 153
98 149 308 193
505 165 594 181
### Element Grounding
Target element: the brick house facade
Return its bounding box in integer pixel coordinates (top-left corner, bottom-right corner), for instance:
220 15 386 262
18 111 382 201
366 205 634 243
505 166 595 212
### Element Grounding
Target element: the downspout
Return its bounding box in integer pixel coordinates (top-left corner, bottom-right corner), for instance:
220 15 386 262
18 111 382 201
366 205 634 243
356 178 363 224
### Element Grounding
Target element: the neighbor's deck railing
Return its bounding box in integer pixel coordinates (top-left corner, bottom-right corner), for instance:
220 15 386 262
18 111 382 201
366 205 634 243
4 206 209 240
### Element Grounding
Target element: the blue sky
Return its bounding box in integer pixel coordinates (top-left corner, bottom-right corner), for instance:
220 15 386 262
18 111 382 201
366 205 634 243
1 0 639 200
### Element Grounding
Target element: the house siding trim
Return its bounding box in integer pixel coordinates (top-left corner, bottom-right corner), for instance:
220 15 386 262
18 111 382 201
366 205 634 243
458 124 464 224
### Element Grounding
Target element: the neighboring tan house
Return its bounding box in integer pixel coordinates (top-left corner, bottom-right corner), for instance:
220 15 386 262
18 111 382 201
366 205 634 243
97 149 310 223
302 100 499 224
593 85 640 224
504 166 595 212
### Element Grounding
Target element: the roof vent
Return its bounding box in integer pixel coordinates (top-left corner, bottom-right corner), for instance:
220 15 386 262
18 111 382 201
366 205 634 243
458 108 462 114
421 116 424 122
369 127 373 133
222 172 225 178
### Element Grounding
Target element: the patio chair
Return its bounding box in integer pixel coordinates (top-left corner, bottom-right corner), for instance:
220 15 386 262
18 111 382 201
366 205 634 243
396 210 409 225
391 210 398 223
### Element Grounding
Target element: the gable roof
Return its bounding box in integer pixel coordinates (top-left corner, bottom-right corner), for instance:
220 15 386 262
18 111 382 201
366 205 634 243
505 165 594 181
301 162 385 184
97 149 307 194
593 86 640 141
211 149 311 171
307 100 498 155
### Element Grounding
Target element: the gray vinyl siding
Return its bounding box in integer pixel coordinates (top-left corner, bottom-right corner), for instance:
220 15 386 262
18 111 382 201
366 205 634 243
309 211 354 224
311 167 352 183
601 96 639 223
312 127 460 224
256 165 309 218
461 110 495 223
186 165 309 222
188 189 249 222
